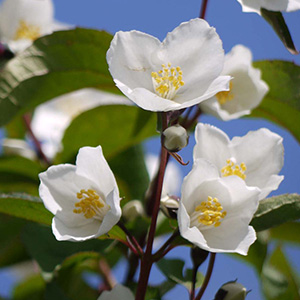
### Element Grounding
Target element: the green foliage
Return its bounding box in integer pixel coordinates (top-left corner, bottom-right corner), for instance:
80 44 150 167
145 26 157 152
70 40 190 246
0 193 53 225
262 247 300 300
251 61 300 143
58 105 157 163
261 9 298 55
251 193 300 231
270 222 300 244
22 223 122 273
0 215 29 268
0 29 116 126
156 258 204 291
109 145 150 201
0 156 41 194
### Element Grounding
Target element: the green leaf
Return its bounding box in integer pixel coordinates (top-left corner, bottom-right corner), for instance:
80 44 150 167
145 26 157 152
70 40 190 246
58 105 157 163
262 247 300 300
0 214 29 267
270 222 300 244
261 9 298 55
0 155 41 194
109 145 150 201
251 194 300 232
13 274 45 300
0 28 116 126
251 61 300 143
22 223 122 273
156 258 185 284
0 193 53 225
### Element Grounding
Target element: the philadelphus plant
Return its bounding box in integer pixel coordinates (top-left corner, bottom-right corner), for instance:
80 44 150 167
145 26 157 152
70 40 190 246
39 146 121 241
178 159 260 255
194 124 284 200
200 45 269 121
237 0 300 14
0 0 69 52
107 18 231 112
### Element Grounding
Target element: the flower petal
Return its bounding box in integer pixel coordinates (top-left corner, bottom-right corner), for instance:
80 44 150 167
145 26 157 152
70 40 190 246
232 128 284 199
107 30 160 92
158 18 225 98
97 284 134 300
76 146 119 198
193 123 231 169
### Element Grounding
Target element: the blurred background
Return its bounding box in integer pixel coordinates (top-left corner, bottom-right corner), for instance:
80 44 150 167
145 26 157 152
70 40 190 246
0 0 299 299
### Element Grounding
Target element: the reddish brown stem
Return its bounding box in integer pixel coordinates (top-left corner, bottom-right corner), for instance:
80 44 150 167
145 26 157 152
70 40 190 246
199 0 209 19
99 258 116 290
23 114 51 166
195 253 216 300
135 113 169 300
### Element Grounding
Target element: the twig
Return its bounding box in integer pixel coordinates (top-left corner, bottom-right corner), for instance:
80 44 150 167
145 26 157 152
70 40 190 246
23 113 51 166
118 222 144 256
195 253 216 300
99 258 116 290
199 0 209 19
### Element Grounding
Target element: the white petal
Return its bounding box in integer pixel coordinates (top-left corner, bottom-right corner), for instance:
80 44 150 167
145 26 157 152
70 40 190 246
98 284 134 300
193 123 231 169
200 45 269 121
158 19 225 99
52 217 102 241
236 0 300 14
75 146 119 198
181 159 220 212
107 30 160 92
232 128 284 199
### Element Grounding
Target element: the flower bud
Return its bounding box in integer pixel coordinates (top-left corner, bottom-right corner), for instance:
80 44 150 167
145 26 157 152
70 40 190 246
214 281 247 300
122 200 145 222
160 195 179 219
162 124 188 152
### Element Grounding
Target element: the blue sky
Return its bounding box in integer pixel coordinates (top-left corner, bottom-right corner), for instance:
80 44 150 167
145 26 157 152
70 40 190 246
1 0 300 299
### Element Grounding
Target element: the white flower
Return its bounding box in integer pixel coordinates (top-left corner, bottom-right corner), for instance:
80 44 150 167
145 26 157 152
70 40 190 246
97 284 134 300
31 89 132 159
237 0 300 14
200 45 269 121
193 123 284 200
39 146 121 241
107 18 231 112
178 159 260 255
0 0 70 52
145 154 182 196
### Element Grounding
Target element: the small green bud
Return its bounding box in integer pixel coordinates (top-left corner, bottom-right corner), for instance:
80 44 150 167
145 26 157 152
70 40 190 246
214 281 247 300
162 124 188 152
122 200 145 222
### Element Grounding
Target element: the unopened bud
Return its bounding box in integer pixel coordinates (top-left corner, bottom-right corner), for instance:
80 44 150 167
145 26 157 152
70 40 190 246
162 124 188 152
160 195 179 219
214 281 247 300
122 200 145 222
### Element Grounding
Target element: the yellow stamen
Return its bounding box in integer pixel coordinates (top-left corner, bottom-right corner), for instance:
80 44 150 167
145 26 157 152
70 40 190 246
216 81 234 105
194 196 227 227
151 63 185 99
221 159 247 180
14 20 41 41
73 189 104 219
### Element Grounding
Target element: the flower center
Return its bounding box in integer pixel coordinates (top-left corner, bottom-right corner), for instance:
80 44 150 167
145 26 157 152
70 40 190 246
151 63 185 99
192 196 227 228
216 81 234 105
14 20 41 41
73 189 109 220
221 159 247 180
